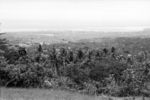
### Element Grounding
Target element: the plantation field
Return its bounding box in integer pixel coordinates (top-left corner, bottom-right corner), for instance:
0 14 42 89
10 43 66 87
0 88 149 100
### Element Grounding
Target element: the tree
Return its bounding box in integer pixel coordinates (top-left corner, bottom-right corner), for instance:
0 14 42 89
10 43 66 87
37 44 43 52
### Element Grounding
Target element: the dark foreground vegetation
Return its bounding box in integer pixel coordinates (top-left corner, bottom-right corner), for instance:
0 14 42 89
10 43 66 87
0 34 150 97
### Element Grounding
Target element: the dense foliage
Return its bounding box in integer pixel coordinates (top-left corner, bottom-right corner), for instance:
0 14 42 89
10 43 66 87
0 36 150 97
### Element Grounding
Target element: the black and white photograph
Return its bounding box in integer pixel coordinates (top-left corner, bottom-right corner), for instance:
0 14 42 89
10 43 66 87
0 0 150 100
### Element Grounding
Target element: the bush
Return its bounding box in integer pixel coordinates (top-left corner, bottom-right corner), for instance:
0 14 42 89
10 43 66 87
63 63 89 85
0 37 150 97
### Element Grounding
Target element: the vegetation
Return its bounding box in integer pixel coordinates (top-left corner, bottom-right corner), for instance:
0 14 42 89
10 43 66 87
1 88 150 100
0 35 150 97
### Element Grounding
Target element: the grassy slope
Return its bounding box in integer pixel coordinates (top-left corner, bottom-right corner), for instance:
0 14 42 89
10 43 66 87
0 88 149 100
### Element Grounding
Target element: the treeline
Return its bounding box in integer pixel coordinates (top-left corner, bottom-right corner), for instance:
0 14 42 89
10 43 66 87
0 37 150 97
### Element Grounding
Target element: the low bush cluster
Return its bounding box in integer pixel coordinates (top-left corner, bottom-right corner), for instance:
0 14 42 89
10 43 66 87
0 37 150 97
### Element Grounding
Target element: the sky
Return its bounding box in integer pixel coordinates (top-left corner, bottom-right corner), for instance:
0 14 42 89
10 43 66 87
0 0 150 32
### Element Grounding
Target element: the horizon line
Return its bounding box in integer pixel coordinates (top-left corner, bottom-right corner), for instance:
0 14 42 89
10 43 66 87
1 26 150 33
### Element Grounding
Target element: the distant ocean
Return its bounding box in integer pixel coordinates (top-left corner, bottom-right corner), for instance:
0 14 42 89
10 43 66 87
1 26 150 32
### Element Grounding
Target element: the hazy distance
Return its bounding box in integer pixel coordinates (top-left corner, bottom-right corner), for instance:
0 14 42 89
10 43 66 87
0 0 150 32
